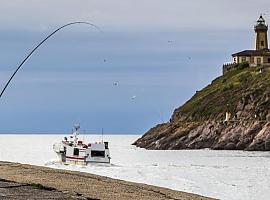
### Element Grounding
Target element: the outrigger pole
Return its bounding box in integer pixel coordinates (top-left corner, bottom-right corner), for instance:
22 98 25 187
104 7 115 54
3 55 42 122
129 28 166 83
0 22 102 99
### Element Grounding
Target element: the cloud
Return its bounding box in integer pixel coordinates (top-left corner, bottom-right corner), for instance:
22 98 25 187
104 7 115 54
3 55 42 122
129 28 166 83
0 0 269 31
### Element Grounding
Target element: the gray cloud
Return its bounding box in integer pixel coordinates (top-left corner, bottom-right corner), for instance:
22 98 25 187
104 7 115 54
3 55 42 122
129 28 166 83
0 0 269 31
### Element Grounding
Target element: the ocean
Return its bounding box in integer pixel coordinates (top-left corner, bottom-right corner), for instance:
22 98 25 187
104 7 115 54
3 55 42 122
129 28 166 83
0 134 269 200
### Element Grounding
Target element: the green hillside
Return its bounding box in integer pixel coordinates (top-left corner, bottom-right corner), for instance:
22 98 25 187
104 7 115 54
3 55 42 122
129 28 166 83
173 63 270 122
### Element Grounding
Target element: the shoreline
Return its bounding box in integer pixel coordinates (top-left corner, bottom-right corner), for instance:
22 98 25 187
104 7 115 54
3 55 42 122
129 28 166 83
0 161 215 200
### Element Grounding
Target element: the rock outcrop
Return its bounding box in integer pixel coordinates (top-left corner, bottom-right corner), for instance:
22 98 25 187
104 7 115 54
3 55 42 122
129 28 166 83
134 66 270 150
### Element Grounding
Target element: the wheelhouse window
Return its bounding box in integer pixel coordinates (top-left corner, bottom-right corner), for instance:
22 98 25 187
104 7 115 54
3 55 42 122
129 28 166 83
91 151 105 157
104 142 109 149
73 148 79 156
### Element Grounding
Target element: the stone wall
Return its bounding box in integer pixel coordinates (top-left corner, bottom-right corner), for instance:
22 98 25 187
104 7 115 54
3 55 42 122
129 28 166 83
222 63 237 74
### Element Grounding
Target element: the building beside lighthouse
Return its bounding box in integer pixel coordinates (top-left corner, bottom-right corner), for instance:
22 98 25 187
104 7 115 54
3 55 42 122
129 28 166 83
223 15 270 74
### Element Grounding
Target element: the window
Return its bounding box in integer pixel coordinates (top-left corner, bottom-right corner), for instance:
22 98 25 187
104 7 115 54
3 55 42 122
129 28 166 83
104 142 109 149
257 57 262 65
241 57 246 62
261 41 265 46
268 58 270 63
91 150 105 157
73 148 79 156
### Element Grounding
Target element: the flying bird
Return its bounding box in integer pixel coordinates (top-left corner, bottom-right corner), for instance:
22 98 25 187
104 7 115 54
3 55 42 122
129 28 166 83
113 81 119 86
168 40 176 43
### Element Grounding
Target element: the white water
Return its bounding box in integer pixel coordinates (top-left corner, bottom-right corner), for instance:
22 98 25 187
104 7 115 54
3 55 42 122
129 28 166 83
0 134 269 200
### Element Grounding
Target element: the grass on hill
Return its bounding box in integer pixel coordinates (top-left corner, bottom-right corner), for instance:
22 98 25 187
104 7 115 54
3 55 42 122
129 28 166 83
175 64 270 122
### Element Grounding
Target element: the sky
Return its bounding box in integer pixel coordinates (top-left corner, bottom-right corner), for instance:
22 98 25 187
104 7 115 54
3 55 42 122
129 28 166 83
0 0 269 134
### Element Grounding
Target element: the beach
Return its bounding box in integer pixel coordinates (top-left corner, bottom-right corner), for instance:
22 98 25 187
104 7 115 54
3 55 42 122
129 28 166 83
0 161 213 200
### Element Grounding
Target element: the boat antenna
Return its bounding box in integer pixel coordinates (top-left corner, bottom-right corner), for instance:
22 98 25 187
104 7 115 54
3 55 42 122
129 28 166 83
0 21 102 99
102 128 104 143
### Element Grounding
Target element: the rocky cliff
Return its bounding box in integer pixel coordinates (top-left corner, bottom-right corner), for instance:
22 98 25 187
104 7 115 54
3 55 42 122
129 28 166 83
134 65 270 150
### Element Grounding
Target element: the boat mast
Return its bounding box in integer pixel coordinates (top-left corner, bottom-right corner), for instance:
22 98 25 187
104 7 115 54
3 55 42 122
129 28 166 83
73 124 80 146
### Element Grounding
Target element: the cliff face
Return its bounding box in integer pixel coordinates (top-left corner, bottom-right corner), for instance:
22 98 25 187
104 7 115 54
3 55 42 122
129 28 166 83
134 66 270 150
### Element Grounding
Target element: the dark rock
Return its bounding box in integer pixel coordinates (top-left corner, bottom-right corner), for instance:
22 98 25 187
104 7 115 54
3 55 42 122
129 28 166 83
0 179 87 200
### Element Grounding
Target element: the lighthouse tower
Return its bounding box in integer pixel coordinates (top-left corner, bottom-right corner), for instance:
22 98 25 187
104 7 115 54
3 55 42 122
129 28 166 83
254 15 268 50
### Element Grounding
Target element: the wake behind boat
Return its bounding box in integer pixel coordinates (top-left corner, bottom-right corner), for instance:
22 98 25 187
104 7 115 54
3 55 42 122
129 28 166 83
53 124 111 165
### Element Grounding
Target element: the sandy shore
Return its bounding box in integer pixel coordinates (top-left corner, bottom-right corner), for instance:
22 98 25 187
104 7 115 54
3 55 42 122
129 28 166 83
0 161 215 200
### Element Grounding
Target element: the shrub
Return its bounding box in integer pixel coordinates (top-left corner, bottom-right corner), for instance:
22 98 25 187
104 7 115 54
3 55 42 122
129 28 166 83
222 83 234 92
235 62 249 70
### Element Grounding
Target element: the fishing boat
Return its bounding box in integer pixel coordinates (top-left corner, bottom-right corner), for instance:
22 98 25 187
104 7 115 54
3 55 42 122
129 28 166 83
53 124 111 164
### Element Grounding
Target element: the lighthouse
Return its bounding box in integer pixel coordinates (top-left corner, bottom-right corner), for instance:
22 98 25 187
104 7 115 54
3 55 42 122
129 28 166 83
254 15 268 50
223 15 270 74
